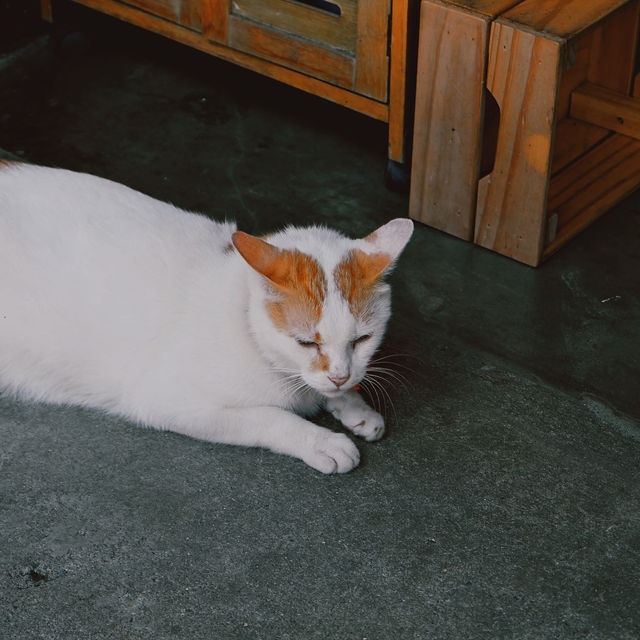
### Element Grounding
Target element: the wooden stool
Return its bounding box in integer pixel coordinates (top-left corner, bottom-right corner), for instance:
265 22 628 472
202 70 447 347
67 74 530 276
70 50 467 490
411 0 640 266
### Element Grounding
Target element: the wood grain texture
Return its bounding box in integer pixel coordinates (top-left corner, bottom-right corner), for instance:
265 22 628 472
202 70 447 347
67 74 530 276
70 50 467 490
500 0 632 41
121 0 202 30
387 0 410 162
228 16 355 90
434 0 522 16
409 1 490 240
544 134 640 259
354 0 390 100
571 83 640 141
202 0 228 42
231 0 357 54
551 118 608 175
587 0 640 93
474 23 561 266
41 0 53 21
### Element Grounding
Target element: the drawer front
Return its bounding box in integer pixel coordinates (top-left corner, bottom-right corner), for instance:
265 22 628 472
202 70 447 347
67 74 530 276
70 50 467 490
207 0 390 101
121 0 202 31
232 0 357 54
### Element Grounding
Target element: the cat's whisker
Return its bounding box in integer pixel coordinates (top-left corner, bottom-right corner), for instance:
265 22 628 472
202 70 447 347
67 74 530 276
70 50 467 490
360 376 394 425
365 366 411 392
361 372 399 426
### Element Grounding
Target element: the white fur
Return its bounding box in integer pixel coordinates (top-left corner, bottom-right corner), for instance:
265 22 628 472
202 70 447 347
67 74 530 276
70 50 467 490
0 164 412 473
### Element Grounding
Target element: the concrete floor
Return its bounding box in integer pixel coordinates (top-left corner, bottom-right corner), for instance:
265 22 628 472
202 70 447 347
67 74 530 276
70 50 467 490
1 3 640 638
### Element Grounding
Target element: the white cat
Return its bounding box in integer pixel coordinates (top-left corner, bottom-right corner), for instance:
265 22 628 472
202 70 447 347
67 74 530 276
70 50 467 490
0 163 413 473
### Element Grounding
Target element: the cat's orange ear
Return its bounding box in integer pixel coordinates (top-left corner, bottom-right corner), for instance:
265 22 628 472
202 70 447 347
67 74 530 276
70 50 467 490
360 218 414 279
232 231 294 289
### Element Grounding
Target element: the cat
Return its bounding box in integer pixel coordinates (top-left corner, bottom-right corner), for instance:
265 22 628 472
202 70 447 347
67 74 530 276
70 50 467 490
0 163 413 473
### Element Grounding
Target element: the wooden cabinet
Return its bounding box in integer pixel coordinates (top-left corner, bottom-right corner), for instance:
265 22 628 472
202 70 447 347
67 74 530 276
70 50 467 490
42 0 416 173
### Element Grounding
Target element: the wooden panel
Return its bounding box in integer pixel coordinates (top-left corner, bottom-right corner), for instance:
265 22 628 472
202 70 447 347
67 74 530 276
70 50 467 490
436 0 522 16
549 1 640 174
202 0 228 42
544 134 640 258
231 0 357 54
387 0 407 162
555 30 592 121
571 83 640 141
41 0 53 21
121 0 202 31
500 0 632 41
587 0 640 93
387 0 420 164
228 16 355 90
354 0 390 100
409 1 490 240
67 0 388 120
551 118 608 175
474 23 562 266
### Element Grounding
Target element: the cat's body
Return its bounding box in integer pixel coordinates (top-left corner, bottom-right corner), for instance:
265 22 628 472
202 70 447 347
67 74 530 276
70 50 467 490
0 163 412 473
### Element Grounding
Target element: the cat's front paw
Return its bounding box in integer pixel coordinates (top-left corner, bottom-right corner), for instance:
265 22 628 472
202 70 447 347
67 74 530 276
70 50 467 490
343 408 385 442
326 392 386 442
304 431 360 474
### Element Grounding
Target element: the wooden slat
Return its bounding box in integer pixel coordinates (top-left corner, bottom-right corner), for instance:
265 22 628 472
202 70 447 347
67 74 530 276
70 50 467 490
437 0 523 16
231 0 357 54
121 0 201 31
551 118 609 175
387 0 411 163
570 83 640 141
409 1 490 240
550 1 639 174
354 0 390 100
548 133 628 216
543 134 640 259
474 23 561 266
555 30 592 120
41 0 53 22
202 0 228 42
67 0 389 121
228 16 355 91
587 0 640 93
499 0 632 41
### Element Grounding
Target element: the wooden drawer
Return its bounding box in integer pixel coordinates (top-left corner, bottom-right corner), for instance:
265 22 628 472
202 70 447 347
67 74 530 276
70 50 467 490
208 0 391 101
120 0 202 30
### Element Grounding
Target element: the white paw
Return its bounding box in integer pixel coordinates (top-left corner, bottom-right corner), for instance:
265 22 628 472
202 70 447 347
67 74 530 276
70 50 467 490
303 431 360 474
340 407 385 442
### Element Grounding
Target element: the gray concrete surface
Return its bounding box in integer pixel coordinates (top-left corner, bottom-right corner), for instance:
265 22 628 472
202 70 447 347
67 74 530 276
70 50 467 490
1 3 639 638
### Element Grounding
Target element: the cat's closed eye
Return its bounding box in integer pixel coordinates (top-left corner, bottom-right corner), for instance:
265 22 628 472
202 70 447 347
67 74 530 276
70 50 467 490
352 334 372 347
296 338 318 348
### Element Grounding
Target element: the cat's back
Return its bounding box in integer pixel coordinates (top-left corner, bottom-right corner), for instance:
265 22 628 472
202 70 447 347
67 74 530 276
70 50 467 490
0 163 234 255
0 163 244 405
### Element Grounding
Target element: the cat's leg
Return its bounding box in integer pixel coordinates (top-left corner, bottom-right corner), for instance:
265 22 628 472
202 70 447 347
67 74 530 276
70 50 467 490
325 390 385 442
172 406 360 474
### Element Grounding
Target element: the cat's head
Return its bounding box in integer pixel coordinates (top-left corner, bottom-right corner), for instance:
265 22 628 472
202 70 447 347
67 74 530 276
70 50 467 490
233 219 413 398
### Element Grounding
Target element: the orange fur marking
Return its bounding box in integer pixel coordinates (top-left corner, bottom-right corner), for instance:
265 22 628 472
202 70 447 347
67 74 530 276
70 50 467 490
311 347 330 373
333 249 392 317
233 231 327 334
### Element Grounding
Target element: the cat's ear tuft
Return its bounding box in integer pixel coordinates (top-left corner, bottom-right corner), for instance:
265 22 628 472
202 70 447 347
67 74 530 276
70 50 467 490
362 218 414 273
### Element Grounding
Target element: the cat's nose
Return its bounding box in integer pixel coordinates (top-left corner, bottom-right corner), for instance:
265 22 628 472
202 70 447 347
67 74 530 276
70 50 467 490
328 373 350 388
